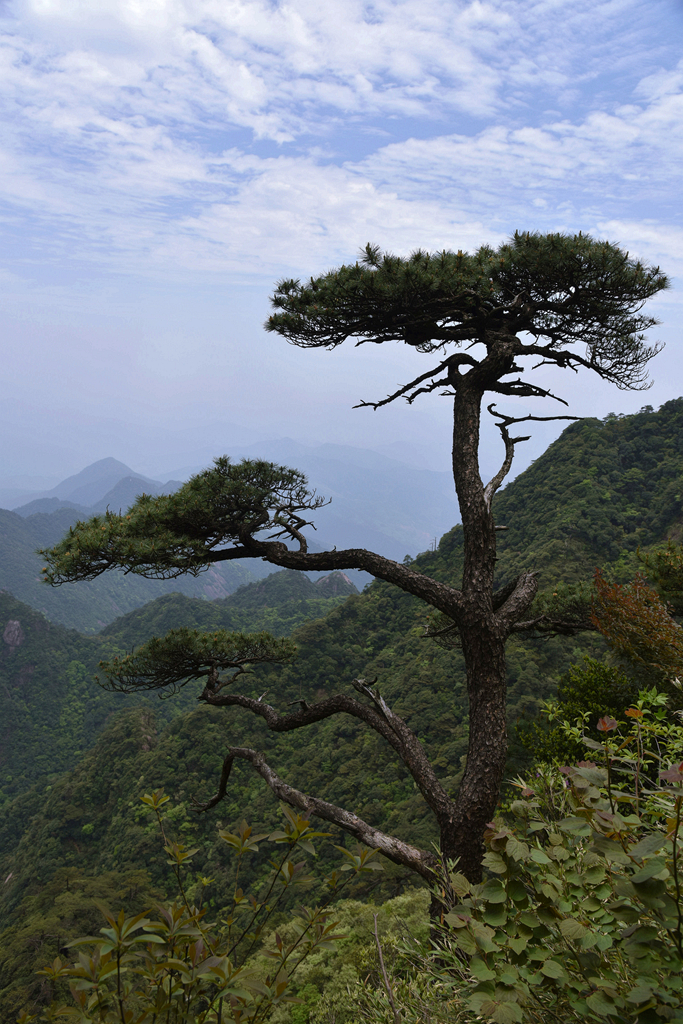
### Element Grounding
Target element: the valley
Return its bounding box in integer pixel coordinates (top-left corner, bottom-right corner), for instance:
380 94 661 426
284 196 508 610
1 399 682 1016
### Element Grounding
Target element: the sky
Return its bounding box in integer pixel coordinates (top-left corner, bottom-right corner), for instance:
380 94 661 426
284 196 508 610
1 0 682 491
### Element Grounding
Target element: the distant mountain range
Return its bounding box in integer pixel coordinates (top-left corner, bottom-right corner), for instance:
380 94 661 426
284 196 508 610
9 457 178 516
6 443 456 560
0 444 458 632
0 504 266 634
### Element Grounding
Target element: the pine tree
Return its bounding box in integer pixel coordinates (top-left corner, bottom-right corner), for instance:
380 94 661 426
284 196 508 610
42 231 668 884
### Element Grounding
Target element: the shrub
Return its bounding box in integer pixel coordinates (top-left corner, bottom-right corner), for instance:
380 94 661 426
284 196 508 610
358 687 683 1024
18 791 381 1024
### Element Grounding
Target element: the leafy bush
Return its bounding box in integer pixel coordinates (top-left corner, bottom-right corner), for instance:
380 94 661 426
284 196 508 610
357 687 683 1024
520 657 639 764
18 790 381 1024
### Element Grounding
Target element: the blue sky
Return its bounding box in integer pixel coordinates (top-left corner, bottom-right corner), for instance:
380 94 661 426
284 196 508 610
1 0 682 487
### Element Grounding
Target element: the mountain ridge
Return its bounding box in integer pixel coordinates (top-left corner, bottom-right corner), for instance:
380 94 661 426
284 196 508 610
2 400 683 1015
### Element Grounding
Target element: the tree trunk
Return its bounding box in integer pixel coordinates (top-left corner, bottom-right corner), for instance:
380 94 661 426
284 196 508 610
441 624 508 880
446 384 509 881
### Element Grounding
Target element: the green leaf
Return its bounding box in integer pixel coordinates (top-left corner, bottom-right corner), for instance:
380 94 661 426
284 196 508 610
491 1003 524 1024
449 870 472 895
453 930 478 955
573 766 608 786
630 857 667 883
560 917 587 941
472 922 499 953
507 880 528 904
626 983 654 1004
540 959 566 980
527 947 551 962
591 837 631 864
482 852 508 875
506 837 530 861
483 905 507 928
445 911 471 929
628 832 669 860
480 879 507 904
470 957 496 981
559 816 592 835
586 991 620 1016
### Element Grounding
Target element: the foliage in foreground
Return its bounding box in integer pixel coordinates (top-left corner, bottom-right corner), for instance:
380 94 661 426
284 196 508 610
18 792 381 1024
355 687 683 1024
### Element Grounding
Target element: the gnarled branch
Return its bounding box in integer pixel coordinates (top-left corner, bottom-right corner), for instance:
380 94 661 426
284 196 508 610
201 681 455 824
194 746 438 882
354 354 478 411
211 540 465 621
483 404 583 509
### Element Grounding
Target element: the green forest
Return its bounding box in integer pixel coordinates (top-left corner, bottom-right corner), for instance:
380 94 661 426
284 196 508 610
2 396 683 1021
0 504 266 634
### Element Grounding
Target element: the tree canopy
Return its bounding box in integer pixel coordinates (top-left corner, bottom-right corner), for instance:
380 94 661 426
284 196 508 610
100 628 297 695
268 232 667 393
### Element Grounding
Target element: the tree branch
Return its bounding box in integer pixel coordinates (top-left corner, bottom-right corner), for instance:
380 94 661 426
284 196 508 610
193 746 438 882
211 541 465 620
510 613 595 637
353 354 478 411
201 682 455 823
488 378 570 405
483 408 527 511
494 571 540 630
483 403 583 509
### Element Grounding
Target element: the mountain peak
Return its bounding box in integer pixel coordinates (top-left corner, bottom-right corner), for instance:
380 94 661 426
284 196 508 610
49 459 159 506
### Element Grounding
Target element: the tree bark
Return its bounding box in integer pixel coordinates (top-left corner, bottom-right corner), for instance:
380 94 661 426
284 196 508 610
196 746 438 881
443 370 531 879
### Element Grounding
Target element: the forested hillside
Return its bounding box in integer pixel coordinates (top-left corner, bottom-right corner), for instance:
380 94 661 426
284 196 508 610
100 567 358 648
492 400 683 583
0 506 261 633
2 400 683 1017
0 571 356 809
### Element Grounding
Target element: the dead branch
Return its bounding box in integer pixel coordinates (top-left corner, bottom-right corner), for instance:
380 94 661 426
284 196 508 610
200 683 455 823
483 403 583 508
193 746 438 881
354 354 478 411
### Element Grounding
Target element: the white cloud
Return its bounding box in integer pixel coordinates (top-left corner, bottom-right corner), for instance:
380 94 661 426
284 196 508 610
596 221 683 287
0 1 680 283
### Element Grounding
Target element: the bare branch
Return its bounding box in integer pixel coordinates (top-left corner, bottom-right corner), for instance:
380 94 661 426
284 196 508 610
489 378 570 405
201 683 455 823
354 357 451 410
353 354 477 411
487 407 584 429
194 746 438 882
483 418 525 510
511 613 595 637
483 403 583 509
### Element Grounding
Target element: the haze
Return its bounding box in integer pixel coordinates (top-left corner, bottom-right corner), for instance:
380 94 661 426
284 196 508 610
1 0 681 497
